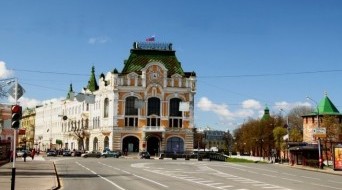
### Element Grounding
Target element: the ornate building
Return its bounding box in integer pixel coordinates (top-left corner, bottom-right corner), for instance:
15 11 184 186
20 108 36 149
35 42 196 155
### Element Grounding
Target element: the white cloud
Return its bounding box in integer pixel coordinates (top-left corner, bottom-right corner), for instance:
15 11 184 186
197 97 314 131
274 101 311 111
0 61 14 79
197 97 233 118
242 99 262 110
7 96 64 109
197 97 261 121
88 36 111 44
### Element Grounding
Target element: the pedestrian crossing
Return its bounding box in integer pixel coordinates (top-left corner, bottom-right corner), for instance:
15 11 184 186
133 162 292 190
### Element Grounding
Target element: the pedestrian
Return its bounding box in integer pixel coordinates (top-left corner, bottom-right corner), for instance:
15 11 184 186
23 151 27 162
31 149 36 160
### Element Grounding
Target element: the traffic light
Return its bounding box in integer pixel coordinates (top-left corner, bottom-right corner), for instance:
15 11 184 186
11 104 22 129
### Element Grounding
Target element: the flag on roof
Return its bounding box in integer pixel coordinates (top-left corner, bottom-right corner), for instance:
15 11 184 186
146 36 155 42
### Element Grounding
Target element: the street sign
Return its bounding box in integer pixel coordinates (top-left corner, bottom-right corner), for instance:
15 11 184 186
8 83 25 100
313 127 326 138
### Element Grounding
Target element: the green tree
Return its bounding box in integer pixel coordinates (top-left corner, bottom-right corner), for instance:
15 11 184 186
273 126 287 159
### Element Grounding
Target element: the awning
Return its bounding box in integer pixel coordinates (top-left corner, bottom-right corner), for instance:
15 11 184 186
289 145 318 151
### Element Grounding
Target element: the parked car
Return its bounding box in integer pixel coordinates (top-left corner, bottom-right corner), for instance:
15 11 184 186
46 150 57 157
81 151 101 158
17 150 25 157
72 150 83 157
102 151 121 158
139 151 150 159
63 150 72 156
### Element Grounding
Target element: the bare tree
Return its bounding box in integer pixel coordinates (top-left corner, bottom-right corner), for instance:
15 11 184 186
287 106 313 132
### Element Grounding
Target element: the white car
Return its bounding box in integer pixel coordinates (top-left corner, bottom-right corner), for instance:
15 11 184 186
17 151 24 157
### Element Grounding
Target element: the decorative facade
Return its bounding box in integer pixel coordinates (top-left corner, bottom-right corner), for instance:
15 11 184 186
35 42 196 155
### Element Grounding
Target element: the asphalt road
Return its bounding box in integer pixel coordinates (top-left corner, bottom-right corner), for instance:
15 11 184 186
52 157 342 190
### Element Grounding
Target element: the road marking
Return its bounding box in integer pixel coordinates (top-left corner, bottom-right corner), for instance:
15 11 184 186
76 162 126 190
100 162 168 188
300 176 320 180
206 182 224 186
311 182 342 190
262 174 277 178
328 180 342 184
217 185 233 189
281 172 296 177
281 177 303 183
132 174 168 188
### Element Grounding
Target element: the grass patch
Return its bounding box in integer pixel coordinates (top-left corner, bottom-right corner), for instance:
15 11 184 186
225 157 257 163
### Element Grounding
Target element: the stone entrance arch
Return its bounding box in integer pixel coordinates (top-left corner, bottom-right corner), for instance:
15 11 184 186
147 136 160 156
104 136 109 149
93 137 98 151
122 136 139 153
166 137 184 154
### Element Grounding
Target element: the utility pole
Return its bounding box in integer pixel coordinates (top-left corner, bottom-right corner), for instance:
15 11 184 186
11 78 18 190
307 96 323 169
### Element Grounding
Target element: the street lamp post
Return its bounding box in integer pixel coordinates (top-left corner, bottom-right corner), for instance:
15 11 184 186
280 108 290 162
306 96 323 169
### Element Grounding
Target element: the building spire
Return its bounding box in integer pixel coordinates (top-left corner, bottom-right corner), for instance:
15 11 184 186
261 105 271 120
87 66 99 92
66 83 74 100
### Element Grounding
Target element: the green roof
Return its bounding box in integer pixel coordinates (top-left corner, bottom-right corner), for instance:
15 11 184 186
121 42 184 76
87 66 99 92
317 95 340 115
261 106 271 120
305 94 341 117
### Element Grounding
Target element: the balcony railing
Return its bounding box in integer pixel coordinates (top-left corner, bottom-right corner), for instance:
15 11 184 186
169 117 182 128
125 116 138 127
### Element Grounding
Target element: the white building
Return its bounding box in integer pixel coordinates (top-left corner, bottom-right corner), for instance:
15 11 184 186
35 42 196 155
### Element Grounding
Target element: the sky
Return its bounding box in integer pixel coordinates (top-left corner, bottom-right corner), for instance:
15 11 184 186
1 0 342 131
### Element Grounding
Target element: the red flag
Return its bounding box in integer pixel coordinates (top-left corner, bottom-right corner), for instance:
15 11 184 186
146 36 155 42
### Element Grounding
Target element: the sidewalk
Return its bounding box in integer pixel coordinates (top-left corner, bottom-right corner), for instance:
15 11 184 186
0 155 59 190
231 155 342 176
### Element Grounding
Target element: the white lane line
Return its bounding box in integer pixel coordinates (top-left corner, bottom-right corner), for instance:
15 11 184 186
76 162 126 190
281 172 296 177
100 162 168 188
328 180 342 184
281 177 303 183
206 183 224 186
132 174 168 188
300 176 320 180
217 185 233 189
311 183 342 190
262 174 276 178
121 170 131 174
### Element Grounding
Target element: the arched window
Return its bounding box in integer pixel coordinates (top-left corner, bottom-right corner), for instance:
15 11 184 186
169 98 182 116
166 137 184 153
125 96 138 127
169 98 182 128
104 136 109 149
148 97 160 116
93 137 98 151
125 96 138 115
104 98 109 118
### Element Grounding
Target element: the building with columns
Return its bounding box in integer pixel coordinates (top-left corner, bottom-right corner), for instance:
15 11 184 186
35 42 196 155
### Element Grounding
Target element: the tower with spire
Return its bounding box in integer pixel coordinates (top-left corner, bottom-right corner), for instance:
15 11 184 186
302 92 342 143
86 66 99 92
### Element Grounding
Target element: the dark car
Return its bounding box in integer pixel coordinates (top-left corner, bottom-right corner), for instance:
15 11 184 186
72 150 83 157
46 150 57 157
102 151 121 158
63 150 72 156
139 151 150 159
81 151 101 158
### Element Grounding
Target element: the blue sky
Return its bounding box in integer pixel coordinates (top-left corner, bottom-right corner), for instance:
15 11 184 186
1 0 342 131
